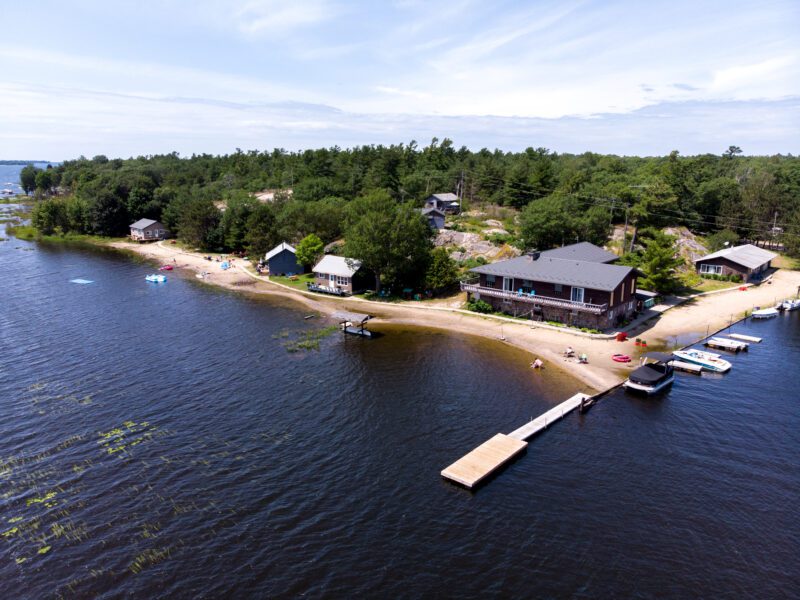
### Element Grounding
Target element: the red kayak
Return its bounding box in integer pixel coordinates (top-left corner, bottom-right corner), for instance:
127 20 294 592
159 265 174 271
612 353 631 363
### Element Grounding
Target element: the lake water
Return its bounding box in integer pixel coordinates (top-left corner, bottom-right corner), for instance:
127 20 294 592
1 214 798 598
0 163 51 196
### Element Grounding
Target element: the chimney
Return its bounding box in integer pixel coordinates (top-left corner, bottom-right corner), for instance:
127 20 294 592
525 250 541 261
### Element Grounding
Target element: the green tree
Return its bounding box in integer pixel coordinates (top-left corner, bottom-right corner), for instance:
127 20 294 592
425 247 459 293
519 195 576 249
35 169 54 195
344 190 432 292
295 233 324 268
245 203 277 258
177 197 221 249
622 230 684 293
20 165 38 195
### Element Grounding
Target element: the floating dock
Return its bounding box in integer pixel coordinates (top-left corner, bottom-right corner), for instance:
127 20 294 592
440 434 527 489
705 337 747 352
668 360 703 374
332 311 373 337
728 333 762 343
441 393 590 489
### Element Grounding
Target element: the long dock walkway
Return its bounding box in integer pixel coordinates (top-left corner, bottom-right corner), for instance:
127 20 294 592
441 393 591 489
728 333 762 343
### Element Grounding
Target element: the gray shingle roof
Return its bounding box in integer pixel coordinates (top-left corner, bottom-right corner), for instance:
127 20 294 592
130 218 158 230
264 241 296 261
693 244 777 269
429 193 458 202
539 242 618 264
420 207 445 216
471 255 633 292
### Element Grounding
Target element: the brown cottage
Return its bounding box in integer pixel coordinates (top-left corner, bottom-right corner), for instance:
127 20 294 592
462 243 637 330
130 218 167 242
693 244 777 282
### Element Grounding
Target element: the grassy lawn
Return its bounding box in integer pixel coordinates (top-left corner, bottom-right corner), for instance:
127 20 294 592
680 277 742 295
271 273 315 291
773 254 800 270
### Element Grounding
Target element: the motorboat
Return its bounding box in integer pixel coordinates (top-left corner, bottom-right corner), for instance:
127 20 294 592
777 299 800 311
672 348 731 373
752 307 779 319
145 274 167 283
623 352 675 395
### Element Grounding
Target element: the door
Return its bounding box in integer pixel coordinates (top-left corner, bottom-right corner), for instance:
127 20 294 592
503 277 513 292
330 273 336 288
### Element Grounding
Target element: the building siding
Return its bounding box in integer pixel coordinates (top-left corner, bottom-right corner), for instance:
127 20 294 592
268 250 303 276
694 256 768 281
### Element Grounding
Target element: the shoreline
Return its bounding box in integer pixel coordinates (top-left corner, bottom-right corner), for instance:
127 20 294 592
91 238 800 393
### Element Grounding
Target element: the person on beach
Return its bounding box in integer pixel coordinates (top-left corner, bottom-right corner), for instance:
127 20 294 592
565 346 574 357
531 358 543 369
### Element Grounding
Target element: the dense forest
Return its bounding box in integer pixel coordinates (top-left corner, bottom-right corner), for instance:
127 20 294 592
20 140 800 291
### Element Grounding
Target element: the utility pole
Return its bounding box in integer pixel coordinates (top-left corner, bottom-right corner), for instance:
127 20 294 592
458 169 464 211
622 202 629 255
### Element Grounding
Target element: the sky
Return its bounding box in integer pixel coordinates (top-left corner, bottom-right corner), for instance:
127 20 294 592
0 0 798 159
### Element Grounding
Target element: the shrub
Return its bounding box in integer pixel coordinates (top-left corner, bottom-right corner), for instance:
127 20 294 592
466 299 493 314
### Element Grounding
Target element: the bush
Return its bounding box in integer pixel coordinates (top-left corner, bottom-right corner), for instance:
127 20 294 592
466 299 493 314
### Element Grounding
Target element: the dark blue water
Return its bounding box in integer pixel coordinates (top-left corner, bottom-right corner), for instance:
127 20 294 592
1 213 798 598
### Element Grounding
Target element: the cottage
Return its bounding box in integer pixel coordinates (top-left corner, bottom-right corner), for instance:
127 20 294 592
420 207 446 230
693 244 777 282
424 193 460 214
130 219 167 242
263 242 303 276
309 255 366 296
462 242 637 329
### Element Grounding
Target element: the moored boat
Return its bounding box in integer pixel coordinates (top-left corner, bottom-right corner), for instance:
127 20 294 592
672 348 732 373
623 352 675 395
778 299 800 311
752 307 779 319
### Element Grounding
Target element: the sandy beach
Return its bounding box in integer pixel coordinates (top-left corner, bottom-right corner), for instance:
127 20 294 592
110 240 800 393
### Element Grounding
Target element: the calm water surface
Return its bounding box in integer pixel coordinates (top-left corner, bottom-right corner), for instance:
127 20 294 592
1 213 798 598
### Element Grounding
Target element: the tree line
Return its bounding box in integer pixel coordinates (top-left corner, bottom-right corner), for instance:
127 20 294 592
22 141 800 291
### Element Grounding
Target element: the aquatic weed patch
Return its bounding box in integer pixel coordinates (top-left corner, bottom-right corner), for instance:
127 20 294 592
281 325 339 352
97 421 159 458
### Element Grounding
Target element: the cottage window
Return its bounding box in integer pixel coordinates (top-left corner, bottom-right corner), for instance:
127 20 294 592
486 275 495 285
700 264 723 275
610 289 615 305
630 278 635 293
554 284 562 293
571 287 585 303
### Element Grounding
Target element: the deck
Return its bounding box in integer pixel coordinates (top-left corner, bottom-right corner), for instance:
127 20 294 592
461 282 608 315
705 337 747 352
440 434 527 489
441 393 590 489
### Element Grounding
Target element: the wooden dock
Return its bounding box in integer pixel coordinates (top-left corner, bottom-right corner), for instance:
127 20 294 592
705 337 747 352
728 333 762 343
440 434 527 489
508 393 590 440
441 393 590 488
668 360 703 374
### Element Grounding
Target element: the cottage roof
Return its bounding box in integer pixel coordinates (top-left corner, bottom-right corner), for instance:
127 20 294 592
130 218 158 230
313 254 362 277
693 244 777 269
428 193 458 202
540 242 618 264
471 255 633 292
265 241 296 261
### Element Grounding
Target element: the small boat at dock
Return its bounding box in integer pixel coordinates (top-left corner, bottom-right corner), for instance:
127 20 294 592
777 299 800 311
624 352 675 395
672 348 732 373
752 307 779 319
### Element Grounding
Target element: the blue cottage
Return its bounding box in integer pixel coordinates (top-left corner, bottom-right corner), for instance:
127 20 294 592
265 242 303 276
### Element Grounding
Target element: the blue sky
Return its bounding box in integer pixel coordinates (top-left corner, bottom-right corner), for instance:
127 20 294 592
1 0 798 159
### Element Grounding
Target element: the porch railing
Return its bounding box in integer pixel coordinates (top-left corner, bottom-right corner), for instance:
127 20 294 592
460 281 607 315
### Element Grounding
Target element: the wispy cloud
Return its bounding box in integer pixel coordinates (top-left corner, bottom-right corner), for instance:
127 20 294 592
233 0 340 36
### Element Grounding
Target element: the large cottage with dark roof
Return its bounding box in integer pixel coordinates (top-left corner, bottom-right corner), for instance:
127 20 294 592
462 242 637 329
